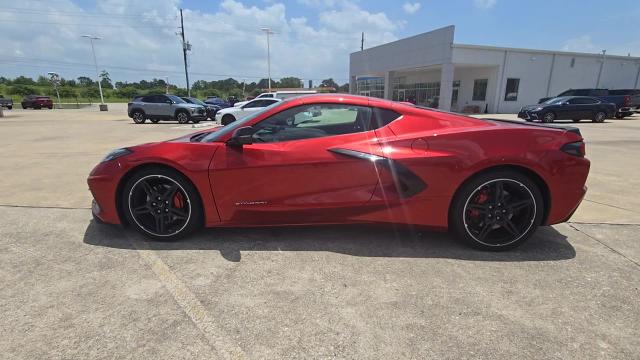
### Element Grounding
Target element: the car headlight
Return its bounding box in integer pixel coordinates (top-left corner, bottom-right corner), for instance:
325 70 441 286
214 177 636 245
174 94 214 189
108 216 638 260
533 107 544 111
102 148 132 162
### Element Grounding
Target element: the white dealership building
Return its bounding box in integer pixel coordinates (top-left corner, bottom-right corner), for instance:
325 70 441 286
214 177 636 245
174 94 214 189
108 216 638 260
349 26 640 113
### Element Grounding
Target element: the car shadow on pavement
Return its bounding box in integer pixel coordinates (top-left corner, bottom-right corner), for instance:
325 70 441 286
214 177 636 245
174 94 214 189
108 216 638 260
83 220 576 263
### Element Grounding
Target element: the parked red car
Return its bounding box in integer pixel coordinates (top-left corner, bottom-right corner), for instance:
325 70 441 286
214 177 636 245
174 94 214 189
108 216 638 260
88 94 590 251
21 95 54 109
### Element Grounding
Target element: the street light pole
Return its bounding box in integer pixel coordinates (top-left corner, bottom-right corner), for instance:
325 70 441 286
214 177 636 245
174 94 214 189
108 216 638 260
81 35 105 105
261 28 275 92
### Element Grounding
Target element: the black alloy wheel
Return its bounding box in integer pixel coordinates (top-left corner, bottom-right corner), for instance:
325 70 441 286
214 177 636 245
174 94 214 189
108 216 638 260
541 112 555 123
123 168 202 241
593 111 606 123
451 171 544 251
176 111 190 124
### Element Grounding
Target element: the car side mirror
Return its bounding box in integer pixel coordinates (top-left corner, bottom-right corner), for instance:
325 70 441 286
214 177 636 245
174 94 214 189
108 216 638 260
165 99 173 104
227 126 254 146
561 102 569 106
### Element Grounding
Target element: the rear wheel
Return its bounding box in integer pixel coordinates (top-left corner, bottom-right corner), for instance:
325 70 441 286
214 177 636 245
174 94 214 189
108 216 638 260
221 114 236 126
593 111 606 123
450 170 544 251
122 167 202 241
541 112 555 123
132 111 146 124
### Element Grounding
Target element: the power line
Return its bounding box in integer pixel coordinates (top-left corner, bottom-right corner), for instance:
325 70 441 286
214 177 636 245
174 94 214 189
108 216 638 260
0 7 176 19
0 19 174 29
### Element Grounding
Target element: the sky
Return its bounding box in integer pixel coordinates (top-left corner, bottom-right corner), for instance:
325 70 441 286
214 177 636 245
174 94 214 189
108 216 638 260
0 0 638 87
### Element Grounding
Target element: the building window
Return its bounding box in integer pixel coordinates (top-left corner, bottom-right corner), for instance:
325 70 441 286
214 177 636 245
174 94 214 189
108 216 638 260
392 81 440 106
356 77 384 99
504 78 520 101
472 79 488 101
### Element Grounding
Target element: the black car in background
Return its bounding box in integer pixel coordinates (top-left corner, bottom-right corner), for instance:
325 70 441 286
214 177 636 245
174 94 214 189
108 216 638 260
203 97 231 109
180 96 216 120
519 96 616 123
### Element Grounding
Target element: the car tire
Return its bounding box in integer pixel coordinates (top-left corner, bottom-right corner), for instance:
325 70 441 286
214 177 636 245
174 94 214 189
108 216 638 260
615 113 625 119
132 111 146 124
122 166 203 241
572 119 581 123
48 106 53 110
21 103 28 109
176 111 190 124
221 114 235 126
541 112 555 123
7 105 12 110
151 119 160 124
34 105 41 110
593 111 606 123
450 170 544 251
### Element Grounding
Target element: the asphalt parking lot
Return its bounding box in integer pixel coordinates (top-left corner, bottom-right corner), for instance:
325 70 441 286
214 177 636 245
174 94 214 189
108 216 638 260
1 104 638 359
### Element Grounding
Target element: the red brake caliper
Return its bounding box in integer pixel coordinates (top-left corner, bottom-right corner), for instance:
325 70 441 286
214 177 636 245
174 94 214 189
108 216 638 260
469 189 489 218
173 192 185 209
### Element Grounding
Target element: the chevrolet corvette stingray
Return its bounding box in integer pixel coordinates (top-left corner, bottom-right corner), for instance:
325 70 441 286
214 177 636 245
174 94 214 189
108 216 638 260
88 94 589 250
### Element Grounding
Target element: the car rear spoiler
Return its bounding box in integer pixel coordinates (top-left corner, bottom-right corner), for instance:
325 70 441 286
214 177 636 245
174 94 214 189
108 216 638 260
486 118 582 137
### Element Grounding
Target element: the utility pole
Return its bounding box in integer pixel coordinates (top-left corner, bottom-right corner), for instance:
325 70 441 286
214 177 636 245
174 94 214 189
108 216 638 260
242 78 246 98
179 9 191 97
261 28 275 92
165 76 169 94
81 35 105 109
596 50 606 88
361 32 364 51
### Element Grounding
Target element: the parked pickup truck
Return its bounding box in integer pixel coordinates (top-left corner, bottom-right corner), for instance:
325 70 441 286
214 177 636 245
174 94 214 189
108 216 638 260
539 89 640 118
0 95 13 109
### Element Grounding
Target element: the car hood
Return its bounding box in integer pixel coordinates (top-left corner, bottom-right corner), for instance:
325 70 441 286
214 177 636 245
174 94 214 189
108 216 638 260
521 104 545 111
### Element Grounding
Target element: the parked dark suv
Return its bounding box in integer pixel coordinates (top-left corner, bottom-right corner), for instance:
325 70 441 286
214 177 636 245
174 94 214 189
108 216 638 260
21 95 53 109
127 94 206 124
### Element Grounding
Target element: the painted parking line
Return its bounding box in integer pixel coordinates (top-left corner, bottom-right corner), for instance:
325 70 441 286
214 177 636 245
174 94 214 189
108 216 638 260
127 233 246 360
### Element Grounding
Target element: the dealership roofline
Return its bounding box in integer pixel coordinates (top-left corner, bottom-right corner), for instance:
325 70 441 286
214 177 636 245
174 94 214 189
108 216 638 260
350 25 640 62
452 43 640 61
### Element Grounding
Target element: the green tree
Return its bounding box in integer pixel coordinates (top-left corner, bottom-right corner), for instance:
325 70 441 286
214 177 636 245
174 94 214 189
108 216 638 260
320 78 339 89
338 83 349 93
8 85 38 96
77 76 94 86
115 86 138 99
81 87 100 99
99 70 113 89
13 76 36 85
278 77 302 88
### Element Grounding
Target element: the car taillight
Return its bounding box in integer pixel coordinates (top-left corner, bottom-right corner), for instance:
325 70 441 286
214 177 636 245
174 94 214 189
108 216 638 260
623 95 630 107
561 141 585 157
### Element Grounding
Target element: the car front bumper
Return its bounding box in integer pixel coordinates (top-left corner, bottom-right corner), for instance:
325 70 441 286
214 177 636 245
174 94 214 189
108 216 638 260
517 110 540 120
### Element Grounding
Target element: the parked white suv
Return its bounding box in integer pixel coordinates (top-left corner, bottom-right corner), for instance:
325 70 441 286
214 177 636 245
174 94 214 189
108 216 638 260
215 98 282 125
234 90 316 107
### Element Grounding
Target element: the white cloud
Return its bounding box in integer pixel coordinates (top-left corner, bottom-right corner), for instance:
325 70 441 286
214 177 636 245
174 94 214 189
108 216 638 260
562 35 598 53
473 0 496 9
0 0 398 86
402 2 421 14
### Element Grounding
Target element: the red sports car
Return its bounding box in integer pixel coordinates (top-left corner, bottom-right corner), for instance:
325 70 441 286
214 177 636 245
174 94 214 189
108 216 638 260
88 94 589 250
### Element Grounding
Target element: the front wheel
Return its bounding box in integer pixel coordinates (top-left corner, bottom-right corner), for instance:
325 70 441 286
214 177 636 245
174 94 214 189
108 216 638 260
614 113 625 119
7 105 12 110
593 111 606 123
450 170 544 251
176 111 190 124
122 167 202 241
541 112 555 123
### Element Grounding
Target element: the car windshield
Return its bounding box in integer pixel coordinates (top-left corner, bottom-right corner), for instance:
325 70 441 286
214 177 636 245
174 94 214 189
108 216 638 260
543 97 568 105
200 101 284 142
187 97 206 105
168 95 186 104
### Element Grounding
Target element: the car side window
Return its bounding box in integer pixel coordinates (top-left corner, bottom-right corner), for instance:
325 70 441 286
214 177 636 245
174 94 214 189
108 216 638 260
244 100 264 108
250 104 376 143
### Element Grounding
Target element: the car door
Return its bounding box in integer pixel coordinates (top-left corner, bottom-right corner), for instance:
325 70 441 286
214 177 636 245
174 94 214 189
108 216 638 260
557 98 581 119
155 95 173 117
209 103 383 224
